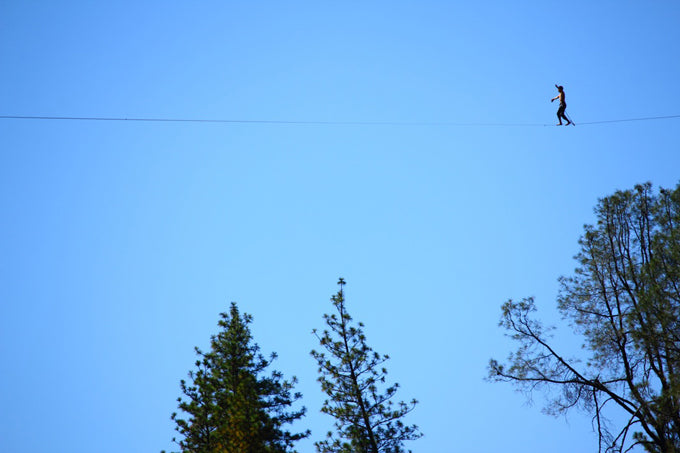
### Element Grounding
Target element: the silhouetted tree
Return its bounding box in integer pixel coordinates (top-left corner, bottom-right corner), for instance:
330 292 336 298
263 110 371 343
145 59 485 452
311 278 421 453
489 183 680 453
166 302 309 453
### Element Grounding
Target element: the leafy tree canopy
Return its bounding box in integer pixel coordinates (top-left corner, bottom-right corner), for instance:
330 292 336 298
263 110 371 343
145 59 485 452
490 183 680 453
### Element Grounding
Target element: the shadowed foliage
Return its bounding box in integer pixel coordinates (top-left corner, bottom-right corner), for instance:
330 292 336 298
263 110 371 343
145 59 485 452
490 183 680 453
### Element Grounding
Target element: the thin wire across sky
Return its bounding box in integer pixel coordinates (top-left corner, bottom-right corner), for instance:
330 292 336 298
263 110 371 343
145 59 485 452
2 114 680 127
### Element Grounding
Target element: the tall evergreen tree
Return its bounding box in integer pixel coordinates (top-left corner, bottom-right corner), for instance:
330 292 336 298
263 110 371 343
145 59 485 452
166 302 309 453
311 278 421 453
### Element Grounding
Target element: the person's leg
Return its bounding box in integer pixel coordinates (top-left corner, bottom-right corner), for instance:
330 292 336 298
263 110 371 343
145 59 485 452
557 105 565 124
560 104 570 124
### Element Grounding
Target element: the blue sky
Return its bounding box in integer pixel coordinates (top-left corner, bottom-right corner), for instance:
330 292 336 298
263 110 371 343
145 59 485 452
1 2 679 452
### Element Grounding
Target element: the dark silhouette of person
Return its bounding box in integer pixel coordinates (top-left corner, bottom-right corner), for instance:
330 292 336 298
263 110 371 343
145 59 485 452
551 85 571 125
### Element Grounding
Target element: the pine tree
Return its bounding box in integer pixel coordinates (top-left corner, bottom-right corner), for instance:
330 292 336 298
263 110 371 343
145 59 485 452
166 302 309 453
311 278 421 453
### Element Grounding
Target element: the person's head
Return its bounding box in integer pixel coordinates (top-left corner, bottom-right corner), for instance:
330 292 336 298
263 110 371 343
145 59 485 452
556 85 564 92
